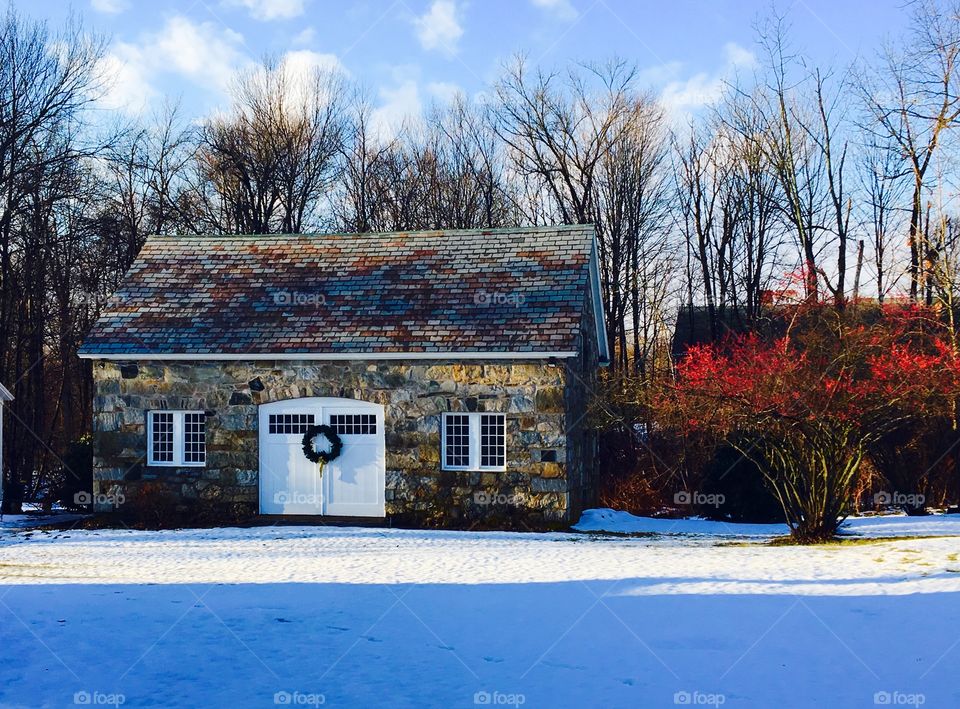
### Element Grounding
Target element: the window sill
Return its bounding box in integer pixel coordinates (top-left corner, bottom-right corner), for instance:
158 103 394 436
146 462 207 468
442 466 507 473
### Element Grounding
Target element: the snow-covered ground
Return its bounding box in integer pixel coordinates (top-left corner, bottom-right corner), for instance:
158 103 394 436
575 507 960 539
0 510 84 530
1 515 958 708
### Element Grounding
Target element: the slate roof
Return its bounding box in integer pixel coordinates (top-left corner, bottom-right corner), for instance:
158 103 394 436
79 225 603 359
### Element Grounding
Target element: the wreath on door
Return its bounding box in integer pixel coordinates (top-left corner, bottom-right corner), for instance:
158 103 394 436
301 424 343 474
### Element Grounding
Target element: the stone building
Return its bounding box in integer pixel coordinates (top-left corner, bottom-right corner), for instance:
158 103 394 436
78 225 609 527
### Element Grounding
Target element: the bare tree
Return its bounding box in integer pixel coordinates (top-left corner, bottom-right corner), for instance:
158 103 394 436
0 10 108 510
334 92 399 233
492 56 637 225
807 68 854 306
674 123 728 341
594 95 673 374
198 56 348 234
859 133 908 302
96 102 194 278
719 93 785 320
493 57 673 371
860 0 960 301
749 16 833 302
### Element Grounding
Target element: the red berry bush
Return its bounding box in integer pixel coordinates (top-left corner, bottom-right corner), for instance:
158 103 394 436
659 305 960 542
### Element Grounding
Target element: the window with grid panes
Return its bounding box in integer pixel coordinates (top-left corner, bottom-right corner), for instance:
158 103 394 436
329 414 377 435
443 414 470 468
268 413 315 434
441 413 506 471
147 411 206 466
479 414 506 468
149 412 175 464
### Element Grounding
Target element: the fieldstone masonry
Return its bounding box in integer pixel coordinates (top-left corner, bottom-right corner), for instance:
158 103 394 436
92 359 597 527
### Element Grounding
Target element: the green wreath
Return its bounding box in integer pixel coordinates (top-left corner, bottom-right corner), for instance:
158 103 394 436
301 424 343 465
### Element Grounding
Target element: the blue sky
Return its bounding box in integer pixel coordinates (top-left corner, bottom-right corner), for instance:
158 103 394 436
26 0 908 129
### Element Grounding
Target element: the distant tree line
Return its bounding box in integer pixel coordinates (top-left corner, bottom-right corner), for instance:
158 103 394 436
2 1 960 510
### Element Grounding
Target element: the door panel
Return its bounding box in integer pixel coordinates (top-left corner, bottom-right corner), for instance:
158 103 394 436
258 398 385 517
323 408 386 517
259 407 323 514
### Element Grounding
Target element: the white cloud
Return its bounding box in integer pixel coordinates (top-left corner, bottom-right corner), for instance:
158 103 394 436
426 81 462 105
231 50 345 119
280 50 345 105
97 44 158 113
370 71 462 139
413 0 463 56
660 74 725 115
374 80 420 136
659 42 756 118
99 17 355 118
372 74 422 140
636 60 683 87
91 0 129 13
282 49 343 77
97 16 249 115
292 27 316 45
530 0 577 21
223 0 306 20
723 41 757 71
153 17 247 92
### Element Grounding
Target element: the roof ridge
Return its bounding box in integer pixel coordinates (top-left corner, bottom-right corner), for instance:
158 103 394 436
146 224 595 240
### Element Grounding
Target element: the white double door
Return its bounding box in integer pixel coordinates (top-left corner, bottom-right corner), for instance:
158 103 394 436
258 397 385 517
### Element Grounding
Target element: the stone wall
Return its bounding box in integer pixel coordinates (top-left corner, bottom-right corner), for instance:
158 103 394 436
92 359 582 527
565 273 604 519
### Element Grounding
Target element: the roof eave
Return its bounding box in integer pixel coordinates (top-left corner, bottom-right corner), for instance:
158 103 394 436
589 235 611 365
77 350 580 362
0 382 13 401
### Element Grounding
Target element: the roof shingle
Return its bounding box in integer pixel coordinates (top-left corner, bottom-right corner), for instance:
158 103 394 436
78 225 597 358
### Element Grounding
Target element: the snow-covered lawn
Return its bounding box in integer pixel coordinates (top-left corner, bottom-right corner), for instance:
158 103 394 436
1 515 958 708
575 507 960 539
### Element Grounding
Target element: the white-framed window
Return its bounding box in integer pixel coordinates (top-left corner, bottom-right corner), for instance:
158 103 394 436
147 410 206 467
268 413 315 435
441 413 506 471
329 413 378 435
